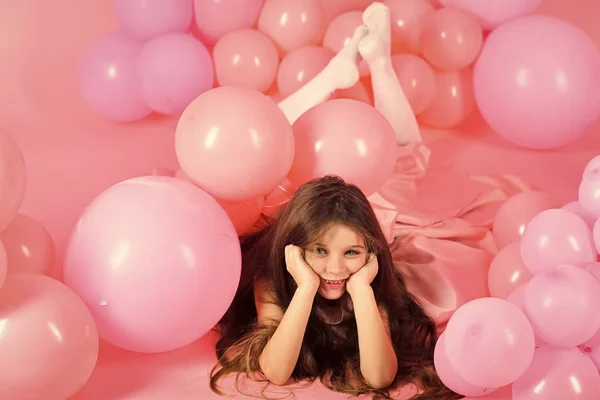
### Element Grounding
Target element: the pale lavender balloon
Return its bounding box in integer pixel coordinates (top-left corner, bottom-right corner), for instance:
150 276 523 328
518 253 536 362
524 264 600 347
512 347 600 400
137 33 214 115
579 176 600 219
506 284 547 348
561 201 597 230
520 209 597 273
115 0 193 41
582 155 600 180
78 31 151 122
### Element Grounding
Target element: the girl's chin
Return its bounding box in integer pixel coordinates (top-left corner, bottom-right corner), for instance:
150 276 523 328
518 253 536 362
318 286 346 300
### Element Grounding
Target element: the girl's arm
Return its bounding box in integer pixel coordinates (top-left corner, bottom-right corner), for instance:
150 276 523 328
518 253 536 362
348 284 398 389
254 278 317 386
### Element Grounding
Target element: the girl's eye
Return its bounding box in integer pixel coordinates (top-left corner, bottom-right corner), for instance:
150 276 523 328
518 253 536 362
315 247 327 255
346 250 360 256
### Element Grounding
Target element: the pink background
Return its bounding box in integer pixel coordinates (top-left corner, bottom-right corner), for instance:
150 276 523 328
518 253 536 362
1 0 599 398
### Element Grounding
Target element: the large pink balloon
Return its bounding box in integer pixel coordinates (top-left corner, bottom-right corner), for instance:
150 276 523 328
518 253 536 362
562 201 597 230
440 0 543 31
78 31 152 122
137 33 214 116
288 99 397 197
444 297 535 388
492 191 558 249
277 46 333 98
0 240 5 289
524 264 600 347
520 209 597 273
322 11 363 54
474 16 600 150
583 155 600 180
321 0 377 25
0 130 26 233
434 332 497 397
63 176 241 353
579 175 600 219
193 0 264 45
114 0 193 41
258 0 326 53
0 273 99 400
390 54 437 114
384 0 436 54
512 347 600 400
213 29 280 93
0 214 55 276
420 8 483 71
506 284 547 348
175 86 295 202
488 243 533 299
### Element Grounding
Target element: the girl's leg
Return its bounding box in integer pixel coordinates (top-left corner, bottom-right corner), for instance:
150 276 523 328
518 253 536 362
359 3 421 145
277 26 368 125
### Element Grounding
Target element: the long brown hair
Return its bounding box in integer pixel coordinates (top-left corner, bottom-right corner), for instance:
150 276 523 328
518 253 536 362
210 176 461 399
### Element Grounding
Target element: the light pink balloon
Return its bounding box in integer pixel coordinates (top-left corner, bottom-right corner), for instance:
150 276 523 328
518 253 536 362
320 0 377 25
0 240 6 289
520 209 597 273
595 220 600 255
175 86 295 202
488 243 533 299
583 155 600 180
193 0 264 45
421 8 483 71
434 332 497 397
0 130 26 233
390 54 437 114
334 80 373 104
444 297 535 388
213 29 280 93
78 31 152 122
474 16 600 150
579 176 600 219
440 0 543 31
580 321 600 370
561 201 597 230
258 0 326 53
322 11 363 54
512 347 600 400
114 0 193 41
0 273 99 400
277 46 333 98
63 176 242 353
492 191 558 250
506 284 547 348
137 33 214 115
418 67 476 128
288 99 397 197
384 0 436 54
0 214 55 276
524 264 600 347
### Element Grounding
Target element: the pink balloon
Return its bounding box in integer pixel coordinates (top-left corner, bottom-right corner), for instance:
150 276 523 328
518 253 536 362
0 130 26 233
322 11 363 54
78 31 152 122
561 201 597 230
488 243 533 299
524 264 600 347
334 80 373 104
0 240 5 289
506 284 547 348
213 29 280 93
175 86 295 202
512 347 600 400
320 0 377 25
583 155 600 180
63 176 241 353
421 8 483 71
520 209 597 273
288 99 397 197
434 332 497 397
492 191 558 250
440 0 543 31
262 178 295 219
596 220 600 255
0 273 99 400
384 0 436 54
220 197 265 236
258 0 326 53
473 16 600 150
277 46 333 98
580 322 600 370
114 0 193 41
0 214 55 276
579 176 600 219
137 33 214 115
583 262 600 284
193 0 264 44
418 67 476 128
390 54 437 114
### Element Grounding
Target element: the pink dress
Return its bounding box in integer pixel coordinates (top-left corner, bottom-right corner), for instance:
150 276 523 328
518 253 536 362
257 142 529 329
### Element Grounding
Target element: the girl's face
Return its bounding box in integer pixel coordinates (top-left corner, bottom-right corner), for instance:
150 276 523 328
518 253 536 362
304 224 368 300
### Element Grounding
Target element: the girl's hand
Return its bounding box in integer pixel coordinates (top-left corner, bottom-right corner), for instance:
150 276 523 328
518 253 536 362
285 245 320 292
347 253 379 294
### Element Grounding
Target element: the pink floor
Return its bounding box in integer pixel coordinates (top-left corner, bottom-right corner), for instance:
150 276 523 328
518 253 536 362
1 0 599 399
